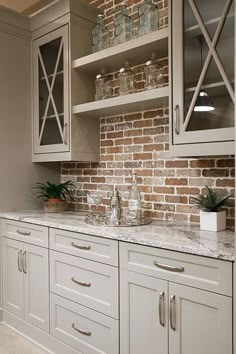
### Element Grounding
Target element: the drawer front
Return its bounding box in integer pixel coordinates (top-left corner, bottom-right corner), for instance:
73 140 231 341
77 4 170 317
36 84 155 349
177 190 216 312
1 219 48 248
119 242 232 296
50 294 119 354
50 228 118 266
50 250 119 318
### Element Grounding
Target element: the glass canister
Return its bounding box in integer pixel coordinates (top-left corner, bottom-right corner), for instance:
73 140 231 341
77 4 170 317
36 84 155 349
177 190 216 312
92 14 110 53
118 61 135 95
138 0 159 36
114 5 134 46
144 54 164 90
95 72 112 101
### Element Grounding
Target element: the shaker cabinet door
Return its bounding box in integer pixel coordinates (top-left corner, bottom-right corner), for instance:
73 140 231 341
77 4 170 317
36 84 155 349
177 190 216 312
2 237 24 319
33 25 70 155
169 282 232 354
120 269 168 354
24 243 49 332
171 0 235 155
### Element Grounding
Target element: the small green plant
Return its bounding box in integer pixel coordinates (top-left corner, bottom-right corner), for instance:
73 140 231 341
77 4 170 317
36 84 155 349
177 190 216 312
190 186 231 212
32 181 75 201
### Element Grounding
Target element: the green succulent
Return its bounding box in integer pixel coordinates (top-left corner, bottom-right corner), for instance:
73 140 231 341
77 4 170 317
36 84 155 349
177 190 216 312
190 186 231 212
32 181 75 201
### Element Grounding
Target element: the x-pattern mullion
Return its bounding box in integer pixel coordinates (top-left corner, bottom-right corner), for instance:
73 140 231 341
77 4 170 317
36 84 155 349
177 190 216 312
38 38 64 144
183 0 234 133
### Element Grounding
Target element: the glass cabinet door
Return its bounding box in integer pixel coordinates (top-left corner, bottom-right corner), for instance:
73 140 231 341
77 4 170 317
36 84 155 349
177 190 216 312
172 0 235 146
33 26 69 154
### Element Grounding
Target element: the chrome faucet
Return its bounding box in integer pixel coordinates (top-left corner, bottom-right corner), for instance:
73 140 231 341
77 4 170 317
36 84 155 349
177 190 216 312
110 187 121 224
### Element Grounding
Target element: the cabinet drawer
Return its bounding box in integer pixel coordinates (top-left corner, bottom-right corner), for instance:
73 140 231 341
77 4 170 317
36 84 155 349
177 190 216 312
50 250 119 318
1 219 48 248
50 228 118 266
119 242 232 296
50 293 119 354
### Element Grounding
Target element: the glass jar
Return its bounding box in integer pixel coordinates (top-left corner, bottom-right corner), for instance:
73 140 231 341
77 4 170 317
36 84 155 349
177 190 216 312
95 72 112 101
138 0 159 36
144 54 164 90
92 14 110 53
114 5 134 46
118 61 135 95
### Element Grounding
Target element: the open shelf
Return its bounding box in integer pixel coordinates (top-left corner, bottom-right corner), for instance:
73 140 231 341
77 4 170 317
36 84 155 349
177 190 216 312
72 86 169 118
72 28 169 74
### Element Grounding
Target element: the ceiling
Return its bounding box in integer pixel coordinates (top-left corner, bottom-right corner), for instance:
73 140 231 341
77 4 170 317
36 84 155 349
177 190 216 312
0 0 53 14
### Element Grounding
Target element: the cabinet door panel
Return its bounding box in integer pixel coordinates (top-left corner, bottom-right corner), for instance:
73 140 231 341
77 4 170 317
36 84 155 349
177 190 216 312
120 270 168 354
2 238 24 318
33 25 69 154
169 283 232 354
24 243 49 332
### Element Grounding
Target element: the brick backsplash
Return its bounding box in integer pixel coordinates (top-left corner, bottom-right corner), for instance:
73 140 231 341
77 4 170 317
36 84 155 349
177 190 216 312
61 0 235 229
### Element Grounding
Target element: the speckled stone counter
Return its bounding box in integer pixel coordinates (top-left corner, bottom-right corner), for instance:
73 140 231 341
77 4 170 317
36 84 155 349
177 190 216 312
0 211 234 261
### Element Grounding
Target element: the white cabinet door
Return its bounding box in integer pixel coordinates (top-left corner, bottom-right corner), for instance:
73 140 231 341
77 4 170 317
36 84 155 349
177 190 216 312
24 244 49 332
169 282 232 354
2 238 24 318
33 25 69 155
120 269 168 354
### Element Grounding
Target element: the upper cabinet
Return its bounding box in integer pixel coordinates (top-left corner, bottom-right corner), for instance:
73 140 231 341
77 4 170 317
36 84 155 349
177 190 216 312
31 0 100 162
170 0 235 156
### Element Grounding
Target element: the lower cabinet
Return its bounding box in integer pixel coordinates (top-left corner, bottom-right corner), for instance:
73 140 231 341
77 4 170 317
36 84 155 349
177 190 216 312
120 269 232 354
2 237 49 332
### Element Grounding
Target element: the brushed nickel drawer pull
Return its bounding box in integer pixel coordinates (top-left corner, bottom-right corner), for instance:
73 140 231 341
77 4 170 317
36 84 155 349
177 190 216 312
159 291 165 327
153 261 184 273
18 250 23 272
23 251 27 274
71 277 91 287
72 323 91 336
17 229 31 236
170 295 176 331
71 242 91 251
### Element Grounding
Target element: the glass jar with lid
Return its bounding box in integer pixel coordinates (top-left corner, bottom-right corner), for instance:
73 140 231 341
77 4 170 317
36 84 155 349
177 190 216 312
114 5 134 46
118 61 135 95
92 14 110 53
95 71 112 101
144 53 164 90
138 0 159 36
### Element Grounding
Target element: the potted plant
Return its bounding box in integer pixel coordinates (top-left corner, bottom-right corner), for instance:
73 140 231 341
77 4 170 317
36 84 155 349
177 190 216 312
190 186 231 232
32 181 75 213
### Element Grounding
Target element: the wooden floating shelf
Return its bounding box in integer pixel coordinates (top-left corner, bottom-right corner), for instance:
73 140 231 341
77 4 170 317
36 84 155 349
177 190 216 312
73 28 169 74
72 86 169 118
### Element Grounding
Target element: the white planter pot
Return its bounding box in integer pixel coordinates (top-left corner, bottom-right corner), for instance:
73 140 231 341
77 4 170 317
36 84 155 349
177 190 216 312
200 210 226 232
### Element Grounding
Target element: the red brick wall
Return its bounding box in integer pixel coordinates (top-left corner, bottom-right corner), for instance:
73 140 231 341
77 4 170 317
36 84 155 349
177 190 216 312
61 0 235 229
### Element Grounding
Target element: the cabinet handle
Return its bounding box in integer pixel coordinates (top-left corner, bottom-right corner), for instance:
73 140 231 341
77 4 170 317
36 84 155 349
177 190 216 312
23 251 27 274
63 123 68 145
159 291 165 327
170 295 176 331
71 242 91 251
153 261 184 273
72 323 91 336
18 250 23 272
17 229 31 236
174 105 180 135
71 277 91 287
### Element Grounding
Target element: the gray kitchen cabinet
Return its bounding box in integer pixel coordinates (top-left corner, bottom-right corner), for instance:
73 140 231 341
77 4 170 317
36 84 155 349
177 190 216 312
170 0 235 156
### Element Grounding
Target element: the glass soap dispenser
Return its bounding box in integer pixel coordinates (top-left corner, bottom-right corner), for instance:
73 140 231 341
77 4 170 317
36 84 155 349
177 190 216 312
118 61 135 95
144 53 164 90
114 4 134 46
92 14 110 53
138 0 159 36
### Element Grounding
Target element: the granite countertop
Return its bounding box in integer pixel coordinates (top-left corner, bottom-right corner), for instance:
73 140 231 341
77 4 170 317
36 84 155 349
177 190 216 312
0 210 235 261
